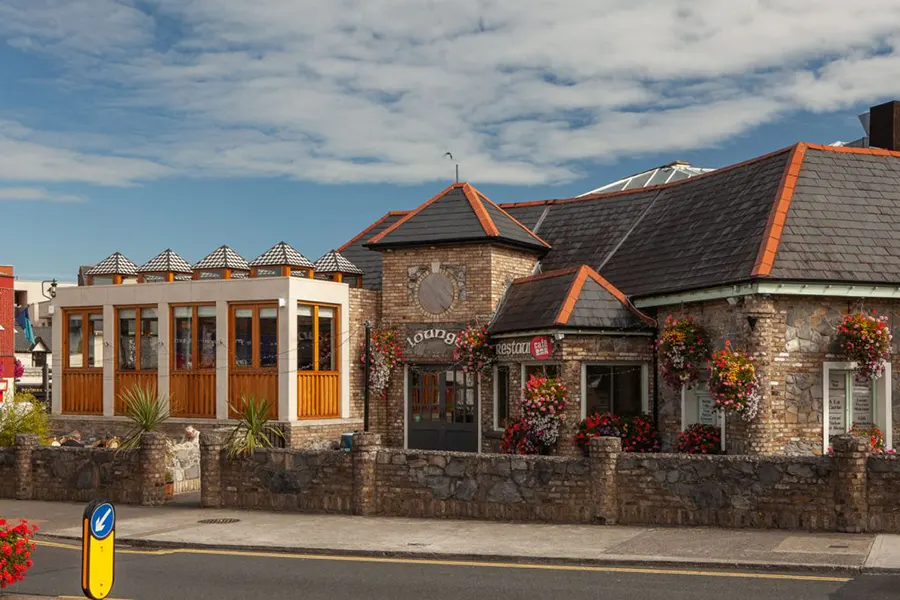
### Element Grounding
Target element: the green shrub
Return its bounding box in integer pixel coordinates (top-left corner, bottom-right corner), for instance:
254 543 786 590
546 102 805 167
225 396 283 458
0 394 50 447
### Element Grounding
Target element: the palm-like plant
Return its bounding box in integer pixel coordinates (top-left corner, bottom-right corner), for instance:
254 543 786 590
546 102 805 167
225 396 283 458
118 384 171 450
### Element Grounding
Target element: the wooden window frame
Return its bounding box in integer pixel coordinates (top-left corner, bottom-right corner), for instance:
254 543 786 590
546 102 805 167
580 362 649 419
170 303 216 374
115 305 159 373
493 364 510 431
297 302 340 373
63 308 103 370
230 303 279 371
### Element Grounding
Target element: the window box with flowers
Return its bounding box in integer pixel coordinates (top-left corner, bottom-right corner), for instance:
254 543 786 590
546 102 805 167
360 328 404 399
500 375 568 455
708 342 760 421
453 324 495 374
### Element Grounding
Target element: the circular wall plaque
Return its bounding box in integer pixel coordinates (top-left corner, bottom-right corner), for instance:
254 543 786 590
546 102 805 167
417 273 454 314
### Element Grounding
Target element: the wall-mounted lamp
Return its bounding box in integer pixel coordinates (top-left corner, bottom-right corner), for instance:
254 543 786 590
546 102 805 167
41 279 58 300
554 332 565 341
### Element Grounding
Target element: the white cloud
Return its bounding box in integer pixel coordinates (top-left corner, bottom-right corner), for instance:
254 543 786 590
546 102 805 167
3 0 900 186
0 186 84 203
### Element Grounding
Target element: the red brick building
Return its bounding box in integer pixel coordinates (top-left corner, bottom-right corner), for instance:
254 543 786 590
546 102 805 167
0 265 14 398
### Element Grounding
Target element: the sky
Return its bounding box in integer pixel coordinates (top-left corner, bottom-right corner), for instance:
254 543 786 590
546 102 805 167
3 0 900 282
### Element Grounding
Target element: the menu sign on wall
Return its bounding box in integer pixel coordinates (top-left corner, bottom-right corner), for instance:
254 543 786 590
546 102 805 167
829 371 846 433
852 382 873 427
697 389 716 426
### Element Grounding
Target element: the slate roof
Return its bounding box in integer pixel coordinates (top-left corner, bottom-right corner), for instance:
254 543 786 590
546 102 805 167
86 252 138 277
138 249 193 274
366 183 549 252
339 211 407 290
249 242 315 269
14 325 51 353
193 246 250 271
489 266 654 335
314 250 363 275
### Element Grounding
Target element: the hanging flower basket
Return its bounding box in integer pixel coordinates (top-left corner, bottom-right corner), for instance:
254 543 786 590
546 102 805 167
573 413 660 455
835 312 892 383
656 316 711 390
675 423 722 454
360 329 404 399
452 324 495 374
708 342 760 421
501 375 569 455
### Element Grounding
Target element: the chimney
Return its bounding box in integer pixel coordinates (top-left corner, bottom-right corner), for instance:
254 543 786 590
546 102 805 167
868 101 900 151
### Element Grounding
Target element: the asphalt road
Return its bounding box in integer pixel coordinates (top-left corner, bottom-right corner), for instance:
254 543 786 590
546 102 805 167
8 541 900 600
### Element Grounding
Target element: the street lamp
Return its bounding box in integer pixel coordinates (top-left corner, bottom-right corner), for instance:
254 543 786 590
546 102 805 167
41 279 58 300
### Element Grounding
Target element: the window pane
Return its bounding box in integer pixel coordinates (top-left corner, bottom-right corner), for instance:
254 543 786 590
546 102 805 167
118 312 136 370
298 305 313 317
613 366 643 416
525 364 560 381
234 311 253 367
140 309 159 370
585 366 612 415
318 309 335 371
291 268 309 278
297 312 314 371
496 366 510 429
259 309 277 367
33 352 46 367
88 313 103 368
174 312 193 370
67 314 83 368
852 378 873 428
92 276 113 285
198 312 216 369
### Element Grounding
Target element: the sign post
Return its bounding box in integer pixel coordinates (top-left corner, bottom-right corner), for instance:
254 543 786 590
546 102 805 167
82 499 116 599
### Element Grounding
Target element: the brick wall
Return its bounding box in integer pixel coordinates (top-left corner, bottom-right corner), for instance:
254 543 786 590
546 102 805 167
2 432 167 505
283 420 363 449
348 288 381 421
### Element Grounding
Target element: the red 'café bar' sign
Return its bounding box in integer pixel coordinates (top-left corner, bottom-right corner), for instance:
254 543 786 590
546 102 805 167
496 335 554 360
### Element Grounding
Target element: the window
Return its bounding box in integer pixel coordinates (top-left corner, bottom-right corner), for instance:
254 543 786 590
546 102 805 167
291 268 311 278
583 364 647 417
32 352 46 368
172 305 217 372
495 365 510 430
828 370 874 437
524 363 560 381
254 267 281 278
343 275 361 288
297 303 339 372
90 276 114 286
117 307 157 372
230 304 278 370
65 310 103 369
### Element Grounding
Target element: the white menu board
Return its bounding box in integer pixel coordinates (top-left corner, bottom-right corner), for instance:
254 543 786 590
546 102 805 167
829 371 846 433
852 381 873 427
697 389 716 426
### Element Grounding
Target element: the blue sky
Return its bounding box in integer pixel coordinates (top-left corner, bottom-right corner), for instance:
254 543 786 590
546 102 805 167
2 0 900 281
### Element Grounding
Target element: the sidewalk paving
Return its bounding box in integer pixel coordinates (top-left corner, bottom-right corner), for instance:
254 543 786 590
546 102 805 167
2 498 899 573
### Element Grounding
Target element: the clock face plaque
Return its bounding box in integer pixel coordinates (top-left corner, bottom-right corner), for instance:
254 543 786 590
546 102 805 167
418 273 454 314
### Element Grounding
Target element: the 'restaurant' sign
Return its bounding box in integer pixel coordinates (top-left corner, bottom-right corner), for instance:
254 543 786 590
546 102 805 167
496 335 555 360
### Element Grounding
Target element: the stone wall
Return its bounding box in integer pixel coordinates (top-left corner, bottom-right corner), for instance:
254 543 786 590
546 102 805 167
1 432 167 505
866 454 900 532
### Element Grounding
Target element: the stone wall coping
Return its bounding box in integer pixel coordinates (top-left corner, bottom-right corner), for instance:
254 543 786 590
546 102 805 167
383 448 587 463
221 448 350 460
618 452 831 465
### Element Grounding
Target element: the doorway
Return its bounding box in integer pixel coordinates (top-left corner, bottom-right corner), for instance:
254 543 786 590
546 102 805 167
408 365 478 452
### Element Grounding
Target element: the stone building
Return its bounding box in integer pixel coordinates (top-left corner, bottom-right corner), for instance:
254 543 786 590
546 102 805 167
340 101 900 456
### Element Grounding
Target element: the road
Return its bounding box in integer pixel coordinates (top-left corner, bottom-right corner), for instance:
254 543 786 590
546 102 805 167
7 541 899 600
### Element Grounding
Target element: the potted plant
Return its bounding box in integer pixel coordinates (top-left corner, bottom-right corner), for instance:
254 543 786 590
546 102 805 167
225 396 284 458
573 413 661 455
500 375 568 455
164 470 174 498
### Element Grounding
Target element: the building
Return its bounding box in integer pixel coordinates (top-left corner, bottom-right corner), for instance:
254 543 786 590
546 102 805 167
14 325 51 388
50 99 900 456
0 266 13 399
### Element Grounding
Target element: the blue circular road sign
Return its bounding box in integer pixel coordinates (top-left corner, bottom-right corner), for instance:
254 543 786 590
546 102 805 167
89 502 115 540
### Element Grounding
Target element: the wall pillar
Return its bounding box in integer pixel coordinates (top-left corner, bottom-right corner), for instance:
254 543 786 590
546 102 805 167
14 434 39 500
832 434 869 533
589 436 620 525
199 431 225 508
214 300 229 420
743 295 781 455
157 302 170 415
102 304 116 416
352 432 381 516
138 432 167 506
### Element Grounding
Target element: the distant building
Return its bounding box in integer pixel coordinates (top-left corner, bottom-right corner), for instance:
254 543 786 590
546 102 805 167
578 160 713 196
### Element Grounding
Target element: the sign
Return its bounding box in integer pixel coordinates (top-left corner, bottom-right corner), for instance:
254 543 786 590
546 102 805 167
697 389 716 426
530 336 553 360
852 382 873 427
403 325 464 359
829 372 846 433
496 339 531 358
82 499 116 599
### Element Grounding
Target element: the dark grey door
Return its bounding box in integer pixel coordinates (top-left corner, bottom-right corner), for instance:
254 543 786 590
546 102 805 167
408 366 478 452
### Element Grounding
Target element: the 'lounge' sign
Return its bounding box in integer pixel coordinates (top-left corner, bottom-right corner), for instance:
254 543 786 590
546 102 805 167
407 328 458 347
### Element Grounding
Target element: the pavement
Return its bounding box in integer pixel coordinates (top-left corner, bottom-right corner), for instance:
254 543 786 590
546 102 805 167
3 497 900 576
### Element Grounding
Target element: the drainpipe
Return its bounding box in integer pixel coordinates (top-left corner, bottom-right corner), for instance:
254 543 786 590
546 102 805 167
652 337 659 428
363 320 371 432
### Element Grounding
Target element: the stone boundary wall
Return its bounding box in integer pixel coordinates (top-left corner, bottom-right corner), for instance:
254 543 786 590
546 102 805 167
0 432 167 505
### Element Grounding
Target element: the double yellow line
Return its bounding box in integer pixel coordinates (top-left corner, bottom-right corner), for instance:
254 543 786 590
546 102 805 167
35 539 852 583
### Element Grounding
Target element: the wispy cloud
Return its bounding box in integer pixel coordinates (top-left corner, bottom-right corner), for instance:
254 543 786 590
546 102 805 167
0 186 85 202
2 0 900 186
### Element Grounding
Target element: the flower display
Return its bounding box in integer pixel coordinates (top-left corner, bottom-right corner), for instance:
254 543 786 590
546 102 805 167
835 312 892 383
708 342 760 421
452 324 495 374
850 423 885 453
675 423 722 454
656 316 711 390
501 375 569 454
573 412 661 455
0 519 37 589
360 329 404 399
12 361 23 381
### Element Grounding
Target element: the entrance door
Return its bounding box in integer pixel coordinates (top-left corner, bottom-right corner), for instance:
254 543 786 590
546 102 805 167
408 366 478 452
